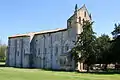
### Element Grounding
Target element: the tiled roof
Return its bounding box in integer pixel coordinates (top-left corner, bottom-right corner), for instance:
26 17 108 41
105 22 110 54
9 28 67 38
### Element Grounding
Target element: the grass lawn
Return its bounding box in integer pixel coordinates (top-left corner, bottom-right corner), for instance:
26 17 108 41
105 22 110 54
0 67 120 80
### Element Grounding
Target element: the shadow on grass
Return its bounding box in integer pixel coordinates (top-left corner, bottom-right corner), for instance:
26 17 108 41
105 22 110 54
14 67 75 73
13 67 120 74
0 62 5 67
0 65 5 67
76 70 120 74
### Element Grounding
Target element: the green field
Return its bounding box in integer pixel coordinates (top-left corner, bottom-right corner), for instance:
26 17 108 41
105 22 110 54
0 67 120 80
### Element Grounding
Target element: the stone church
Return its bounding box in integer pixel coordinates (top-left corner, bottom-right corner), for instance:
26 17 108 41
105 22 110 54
6 4 91 71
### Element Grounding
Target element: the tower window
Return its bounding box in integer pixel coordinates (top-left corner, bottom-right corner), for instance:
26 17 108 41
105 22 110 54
84 11 86 17
83 19 85 24
79 17 81 24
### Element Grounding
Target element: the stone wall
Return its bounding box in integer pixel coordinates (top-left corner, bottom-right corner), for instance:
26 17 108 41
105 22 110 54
31 29 75 70
8 36 30 68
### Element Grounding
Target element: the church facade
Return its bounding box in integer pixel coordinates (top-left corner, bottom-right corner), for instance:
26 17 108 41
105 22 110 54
6 4 91 71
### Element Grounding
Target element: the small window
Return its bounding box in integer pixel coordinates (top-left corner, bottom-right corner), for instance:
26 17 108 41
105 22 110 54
65 44 69 51
79 17 81 24
66 46 69 51
55 46 58 56
84 11 86 17
83 19 85 23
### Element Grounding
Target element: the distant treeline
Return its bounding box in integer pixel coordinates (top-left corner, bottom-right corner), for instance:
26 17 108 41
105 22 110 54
0 41 7 62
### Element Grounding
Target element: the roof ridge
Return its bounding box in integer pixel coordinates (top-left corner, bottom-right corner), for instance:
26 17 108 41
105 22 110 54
9 28 67 38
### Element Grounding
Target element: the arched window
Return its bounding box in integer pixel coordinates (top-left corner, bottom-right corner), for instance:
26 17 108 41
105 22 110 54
83 19 85 24
84 11 86 17
79 17 81 24
65 44 69 52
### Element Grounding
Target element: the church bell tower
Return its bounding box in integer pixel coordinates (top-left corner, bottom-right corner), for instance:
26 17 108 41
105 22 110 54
67 4 92 35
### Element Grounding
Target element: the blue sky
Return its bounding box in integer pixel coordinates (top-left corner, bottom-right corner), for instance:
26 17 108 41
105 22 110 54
0 0 120 44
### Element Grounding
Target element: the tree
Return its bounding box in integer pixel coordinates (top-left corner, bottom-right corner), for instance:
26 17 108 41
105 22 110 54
95 34 111 70
71 20 96 72
111 23 120 39
111 36 120 64
0 40 7 62
111 23 120 64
